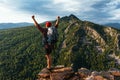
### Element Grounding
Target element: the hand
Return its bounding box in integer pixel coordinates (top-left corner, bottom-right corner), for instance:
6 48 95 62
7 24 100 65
57 16 60 19
32 15 35 19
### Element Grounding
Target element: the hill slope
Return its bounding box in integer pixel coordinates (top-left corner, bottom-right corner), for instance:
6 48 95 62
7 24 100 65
0 14 120 80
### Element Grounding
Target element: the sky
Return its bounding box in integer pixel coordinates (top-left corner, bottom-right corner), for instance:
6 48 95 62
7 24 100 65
0 0 120 24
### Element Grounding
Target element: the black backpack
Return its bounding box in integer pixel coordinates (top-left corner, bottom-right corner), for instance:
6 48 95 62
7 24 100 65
42 26 58 45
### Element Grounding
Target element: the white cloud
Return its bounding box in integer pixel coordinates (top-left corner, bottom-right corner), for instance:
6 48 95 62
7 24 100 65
104 0 120 11
0 7 47 23
106 0 120 6
0 0 48 23
52 0 99 13
102 0 120 22
0 0 120 24
53 0 80 12
0 4 29 23
108 9 120 20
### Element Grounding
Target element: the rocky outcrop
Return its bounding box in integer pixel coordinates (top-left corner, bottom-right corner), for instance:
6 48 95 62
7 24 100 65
37 66 120 80
108 53 120 65
64 21 78 34
104 27 119 50
37 65 78 80
85 26 106 52
104 27 118 37
62 21 79 49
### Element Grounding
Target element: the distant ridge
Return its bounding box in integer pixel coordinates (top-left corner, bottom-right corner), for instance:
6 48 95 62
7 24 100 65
0 22 33 29
104 23 120 29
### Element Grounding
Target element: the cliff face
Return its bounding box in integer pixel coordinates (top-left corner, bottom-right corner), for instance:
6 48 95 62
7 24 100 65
37 65 120 80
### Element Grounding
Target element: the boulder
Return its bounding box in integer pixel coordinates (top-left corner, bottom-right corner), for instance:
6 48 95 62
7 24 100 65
109 68 120 76
37 66 120 80
37 66 74 80
100 71 114 80
78 67 91 78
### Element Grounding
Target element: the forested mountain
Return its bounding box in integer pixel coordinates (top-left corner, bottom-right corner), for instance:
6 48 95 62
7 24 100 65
0 14 120 80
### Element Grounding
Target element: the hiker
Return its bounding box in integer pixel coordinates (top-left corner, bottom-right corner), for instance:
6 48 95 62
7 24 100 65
32 15 60 69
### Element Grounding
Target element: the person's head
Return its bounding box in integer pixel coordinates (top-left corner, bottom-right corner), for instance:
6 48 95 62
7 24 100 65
46 21 52 28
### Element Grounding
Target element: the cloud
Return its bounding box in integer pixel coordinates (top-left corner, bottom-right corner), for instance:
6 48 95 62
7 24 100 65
0 0 120 24
52 0 80 12
81 0 120 23
101 0 120 23
108 9 120 22
0 0 49 23
75 0 120 23
0 6 34 23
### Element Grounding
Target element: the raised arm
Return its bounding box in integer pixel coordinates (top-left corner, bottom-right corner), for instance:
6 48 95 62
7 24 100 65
32 15 44 33
55 16 60 28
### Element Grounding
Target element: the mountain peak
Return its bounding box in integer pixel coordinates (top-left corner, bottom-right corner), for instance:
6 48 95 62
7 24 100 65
69 14 77 18
60 14 80 23
69 14 79 20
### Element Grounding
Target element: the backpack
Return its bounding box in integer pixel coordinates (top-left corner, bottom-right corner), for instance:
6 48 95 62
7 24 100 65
42 26 58 45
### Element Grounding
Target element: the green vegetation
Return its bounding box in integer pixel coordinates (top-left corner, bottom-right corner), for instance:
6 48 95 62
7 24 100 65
0 15 120 80
0 26 46 80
